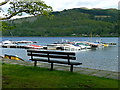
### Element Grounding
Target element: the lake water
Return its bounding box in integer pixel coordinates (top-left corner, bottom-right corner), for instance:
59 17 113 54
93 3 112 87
1 37 119 72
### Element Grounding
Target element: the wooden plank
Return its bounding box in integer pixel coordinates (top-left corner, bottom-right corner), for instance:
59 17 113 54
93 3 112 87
28 53 48 57
49 60 82 65
30 59 49 62
30 58 82 65
49 55 76 60
27 50 75 55
48 51 75 55
28 53 76 60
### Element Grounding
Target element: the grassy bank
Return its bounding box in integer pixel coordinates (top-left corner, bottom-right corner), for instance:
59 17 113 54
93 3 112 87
2 63 119 88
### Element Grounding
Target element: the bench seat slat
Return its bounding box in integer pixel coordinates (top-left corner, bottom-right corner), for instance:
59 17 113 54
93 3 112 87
30 59 82 65
49 60 82 65
27 50 82 72
30 59 49 62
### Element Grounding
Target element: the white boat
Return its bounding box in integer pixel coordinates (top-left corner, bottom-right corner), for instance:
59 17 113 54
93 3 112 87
46 44 62 50
2 40 17 46
74 42 91 49
2 40 13 44
13 40 37 44
60 44 81 51
45 43 81 51
0 43 2 47
1 40 39 49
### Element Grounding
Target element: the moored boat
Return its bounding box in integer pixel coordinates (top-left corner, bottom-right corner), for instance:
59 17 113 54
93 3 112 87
74 42 91 49
59 44 81 51
86 42 103 48
26 44 43 49
103 43 109 47
4 54 24 61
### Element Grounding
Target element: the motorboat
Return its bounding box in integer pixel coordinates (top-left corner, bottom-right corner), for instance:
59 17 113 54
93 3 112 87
60 44 81 51
86 42 103 47
74 42 91 49
13 40 37 44
46 44 62 50
2 40 17 46
25 44 43 49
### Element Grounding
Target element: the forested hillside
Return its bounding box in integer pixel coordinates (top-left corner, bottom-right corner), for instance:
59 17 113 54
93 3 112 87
2 8 118 37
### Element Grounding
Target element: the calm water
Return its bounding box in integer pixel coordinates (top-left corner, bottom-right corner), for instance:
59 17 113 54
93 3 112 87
1 37 119 72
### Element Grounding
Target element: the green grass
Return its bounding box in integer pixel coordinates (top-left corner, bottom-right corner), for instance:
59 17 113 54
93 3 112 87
2 63 119 88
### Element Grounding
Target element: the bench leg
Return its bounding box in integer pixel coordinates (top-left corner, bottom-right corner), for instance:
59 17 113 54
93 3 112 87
70 65 73 72
50 63 53 71
34 61 37 66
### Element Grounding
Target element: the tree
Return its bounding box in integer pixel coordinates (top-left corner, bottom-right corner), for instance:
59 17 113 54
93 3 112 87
0 0 53 20
0 0 53 32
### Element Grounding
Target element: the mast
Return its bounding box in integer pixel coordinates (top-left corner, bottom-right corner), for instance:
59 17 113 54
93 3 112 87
90 32 92 42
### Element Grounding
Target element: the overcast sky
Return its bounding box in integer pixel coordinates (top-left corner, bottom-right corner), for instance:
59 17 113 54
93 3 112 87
43 0 119 11
0 0 119 11
0 0 119 19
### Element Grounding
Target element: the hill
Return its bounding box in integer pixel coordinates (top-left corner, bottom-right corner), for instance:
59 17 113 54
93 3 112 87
2 8 119 37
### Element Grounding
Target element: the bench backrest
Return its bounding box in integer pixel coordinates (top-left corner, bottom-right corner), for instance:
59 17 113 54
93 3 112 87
27 50 76 63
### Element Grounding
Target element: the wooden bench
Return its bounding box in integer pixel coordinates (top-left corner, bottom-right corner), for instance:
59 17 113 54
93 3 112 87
27 50 82 72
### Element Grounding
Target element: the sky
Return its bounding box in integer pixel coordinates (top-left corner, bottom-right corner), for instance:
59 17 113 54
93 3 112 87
43 0 119 11
0 0 119 19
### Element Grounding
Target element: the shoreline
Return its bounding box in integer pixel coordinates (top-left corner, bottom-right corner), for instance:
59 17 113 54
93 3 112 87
1 36 119 38
2 58 119 80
